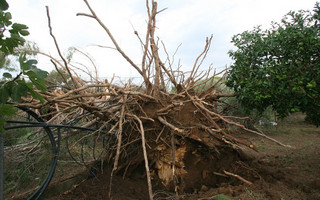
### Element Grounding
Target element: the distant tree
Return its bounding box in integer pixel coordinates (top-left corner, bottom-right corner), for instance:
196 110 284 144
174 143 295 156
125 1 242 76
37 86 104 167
45 69 71 86
226 3 320 126
0 0 48 131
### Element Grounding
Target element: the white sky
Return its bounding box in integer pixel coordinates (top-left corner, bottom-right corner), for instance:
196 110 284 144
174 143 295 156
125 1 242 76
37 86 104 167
6 0 316 81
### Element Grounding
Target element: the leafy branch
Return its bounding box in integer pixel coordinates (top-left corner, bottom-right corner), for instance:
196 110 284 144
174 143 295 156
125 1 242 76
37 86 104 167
0 0 48 131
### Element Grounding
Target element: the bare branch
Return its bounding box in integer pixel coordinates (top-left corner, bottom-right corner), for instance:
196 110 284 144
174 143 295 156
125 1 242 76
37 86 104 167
109 94 127 198
184 35 213 88
158 116 184 133
130 114 153 200
148 1 162 97
224 170 253 185
79 0 152 88
46 6 80 88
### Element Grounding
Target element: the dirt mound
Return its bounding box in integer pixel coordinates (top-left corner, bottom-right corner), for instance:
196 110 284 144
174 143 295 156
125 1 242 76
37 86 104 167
49 146 249 200
43 117 320 200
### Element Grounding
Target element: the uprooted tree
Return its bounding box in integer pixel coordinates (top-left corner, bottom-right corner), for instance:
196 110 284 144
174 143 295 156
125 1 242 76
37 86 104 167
12 0 291 199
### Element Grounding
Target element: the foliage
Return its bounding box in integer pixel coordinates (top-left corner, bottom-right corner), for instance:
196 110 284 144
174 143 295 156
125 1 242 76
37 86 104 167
194 76 225 93
226 2 320 126
0 0 8 11
191 77 276 128
214 194 231 200
0 1 48 131
45 68 71 86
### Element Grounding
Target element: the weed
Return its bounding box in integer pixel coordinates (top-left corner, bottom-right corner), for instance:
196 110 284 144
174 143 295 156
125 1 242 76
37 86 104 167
258 145 267 150
214 194 231 200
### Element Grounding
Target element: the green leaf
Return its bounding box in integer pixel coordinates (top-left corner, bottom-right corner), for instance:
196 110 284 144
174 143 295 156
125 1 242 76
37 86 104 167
0 0 9 11
12 23 28 31
26 59 37 67
0 86 9 103
4 11 11 20
11 82 28 101
0 118 6 131
28 88 44 103
0 103 17 116
32 78 47 91
18 53 27 70
10 33 25 43
2 72 12 78
0 103 18 132
1 12 12 26
25 82 45 102
25 70 37 78
34 68 48 79
306 80 316 89
19 30 29 36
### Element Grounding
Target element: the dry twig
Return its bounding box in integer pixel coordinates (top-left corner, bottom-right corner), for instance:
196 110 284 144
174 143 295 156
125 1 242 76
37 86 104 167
223 170 253 185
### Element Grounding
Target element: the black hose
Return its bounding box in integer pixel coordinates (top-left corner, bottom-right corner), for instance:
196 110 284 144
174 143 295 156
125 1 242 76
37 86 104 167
7 106 58 200
5 121 103 132
3 104 109 200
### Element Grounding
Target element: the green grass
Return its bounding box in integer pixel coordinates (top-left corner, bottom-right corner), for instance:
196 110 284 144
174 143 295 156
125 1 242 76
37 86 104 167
258 145 267 150
214 194 231 200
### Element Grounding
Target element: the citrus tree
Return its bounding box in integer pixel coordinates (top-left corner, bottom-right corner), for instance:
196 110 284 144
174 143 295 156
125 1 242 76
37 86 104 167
0 0 48 130
226 2 320 126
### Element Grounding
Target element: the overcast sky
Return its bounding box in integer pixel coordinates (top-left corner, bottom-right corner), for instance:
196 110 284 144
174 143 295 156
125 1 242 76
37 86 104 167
6 0 316 81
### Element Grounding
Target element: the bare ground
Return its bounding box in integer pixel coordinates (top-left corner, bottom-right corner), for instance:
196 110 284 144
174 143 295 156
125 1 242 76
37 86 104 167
7 113 320 200
36 113 319 200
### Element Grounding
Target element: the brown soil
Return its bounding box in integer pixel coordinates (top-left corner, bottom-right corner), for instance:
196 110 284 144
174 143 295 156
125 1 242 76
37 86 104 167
7 112 320 200
38 113 320 200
